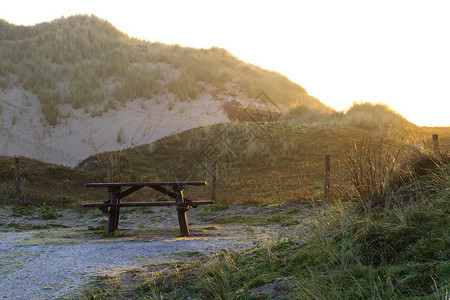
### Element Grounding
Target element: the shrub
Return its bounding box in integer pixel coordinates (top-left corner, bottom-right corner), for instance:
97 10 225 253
39 205 62 220
344 102 415 129
281 102 340 125
12 206 35 216
339 138 407 211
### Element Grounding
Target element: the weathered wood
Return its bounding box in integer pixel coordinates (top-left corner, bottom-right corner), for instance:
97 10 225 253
118 186 145 200
107 187 120 234
84 181 206 188
174 186 190 237
15 157 20 200
177 206 190 237
324 154 331 200
83 180 212 237
149 185 196 206
211 160 217 202
82 201 214 207
433 134 439 153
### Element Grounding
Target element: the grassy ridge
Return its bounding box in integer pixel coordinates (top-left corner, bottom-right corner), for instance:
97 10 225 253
0 15 323 126
0 119 448 298
0 157 93 207
1 121 448 207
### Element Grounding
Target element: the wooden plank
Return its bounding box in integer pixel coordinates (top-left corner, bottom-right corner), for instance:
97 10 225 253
149 185 196 206
118 186 145 200
82 201 214 207
149 184 179 198
84 181 207 188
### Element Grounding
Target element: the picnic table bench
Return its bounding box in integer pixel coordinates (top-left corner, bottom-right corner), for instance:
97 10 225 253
82 181 213 236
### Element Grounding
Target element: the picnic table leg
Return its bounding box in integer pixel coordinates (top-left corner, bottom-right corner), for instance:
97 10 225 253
174 186 190 237
114 201 120 230
177 206 190 237
108 187 120 234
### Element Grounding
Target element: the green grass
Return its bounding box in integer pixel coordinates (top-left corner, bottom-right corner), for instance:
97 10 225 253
12 205 35 216
6 222 21 228
196 204 230 216
0 156 92 207
214 214 301 227
39 205 62 220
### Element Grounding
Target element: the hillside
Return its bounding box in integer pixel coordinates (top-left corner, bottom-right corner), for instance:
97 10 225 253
1 121 448 207
0 15 327 166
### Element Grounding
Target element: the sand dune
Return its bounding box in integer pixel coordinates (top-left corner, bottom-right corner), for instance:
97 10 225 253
0 87 230 167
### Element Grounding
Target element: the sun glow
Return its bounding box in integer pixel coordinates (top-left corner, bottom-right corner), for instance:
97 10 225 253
2 0 449 126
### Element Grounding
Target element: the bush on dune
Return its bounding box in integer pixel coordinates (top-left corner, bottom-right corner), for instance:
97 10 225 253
282 101 417 130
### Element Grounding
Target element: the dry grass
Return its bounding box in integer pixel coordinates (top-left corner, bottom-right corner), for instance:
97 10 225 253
3 121 446 208
0 15 324 125
282 101 416 131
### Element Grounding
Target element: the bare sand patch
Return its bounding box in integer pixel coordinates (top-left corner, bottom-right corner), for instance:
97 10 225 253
0 87 230 167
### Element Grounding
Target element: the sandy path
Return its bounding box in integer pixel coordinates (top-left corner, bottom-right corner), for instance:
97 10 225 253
0 232 251 299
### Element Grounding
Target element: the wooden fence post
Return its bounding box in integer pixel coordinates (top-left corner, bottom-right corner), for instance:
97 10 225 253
211 160 217 202
432 134 439 154
15 157 20 200
108 165 113 183
324 154 331 200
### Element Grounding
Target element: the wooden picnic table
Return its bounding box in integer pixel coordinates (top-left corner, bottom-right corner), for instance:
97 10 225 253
82 181 213 236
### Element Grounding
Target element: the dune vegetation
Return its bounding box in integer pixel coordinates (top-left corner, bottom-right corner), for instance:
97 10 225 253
281 101 416 130
0 14 322 126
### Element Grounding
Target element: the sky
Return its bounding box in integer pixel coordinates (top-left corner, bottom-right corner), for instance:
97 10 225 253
1 0 449 126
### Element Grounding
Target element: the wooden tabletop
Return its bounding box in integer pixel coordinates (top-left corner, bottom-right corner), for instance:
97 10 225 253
84 181 207 188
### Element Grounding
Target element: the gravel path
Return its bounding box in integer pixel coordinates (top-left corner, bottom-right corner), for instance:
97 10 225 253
0 230 255 299
0 204 304 299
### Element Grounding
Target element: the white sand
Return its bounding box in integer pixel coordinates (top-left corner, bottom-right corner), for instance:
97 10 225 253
0 87 231 167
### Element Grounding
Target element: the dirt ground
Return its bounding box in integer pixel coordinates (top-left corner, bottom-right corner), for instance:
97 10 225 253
0 203 313 299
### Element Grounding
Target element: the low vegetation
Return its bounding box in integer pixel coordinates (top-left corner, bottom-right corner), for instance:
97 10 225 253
281 101 416 130
0 121 448 298
76 136 449 299
1 121 448 207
